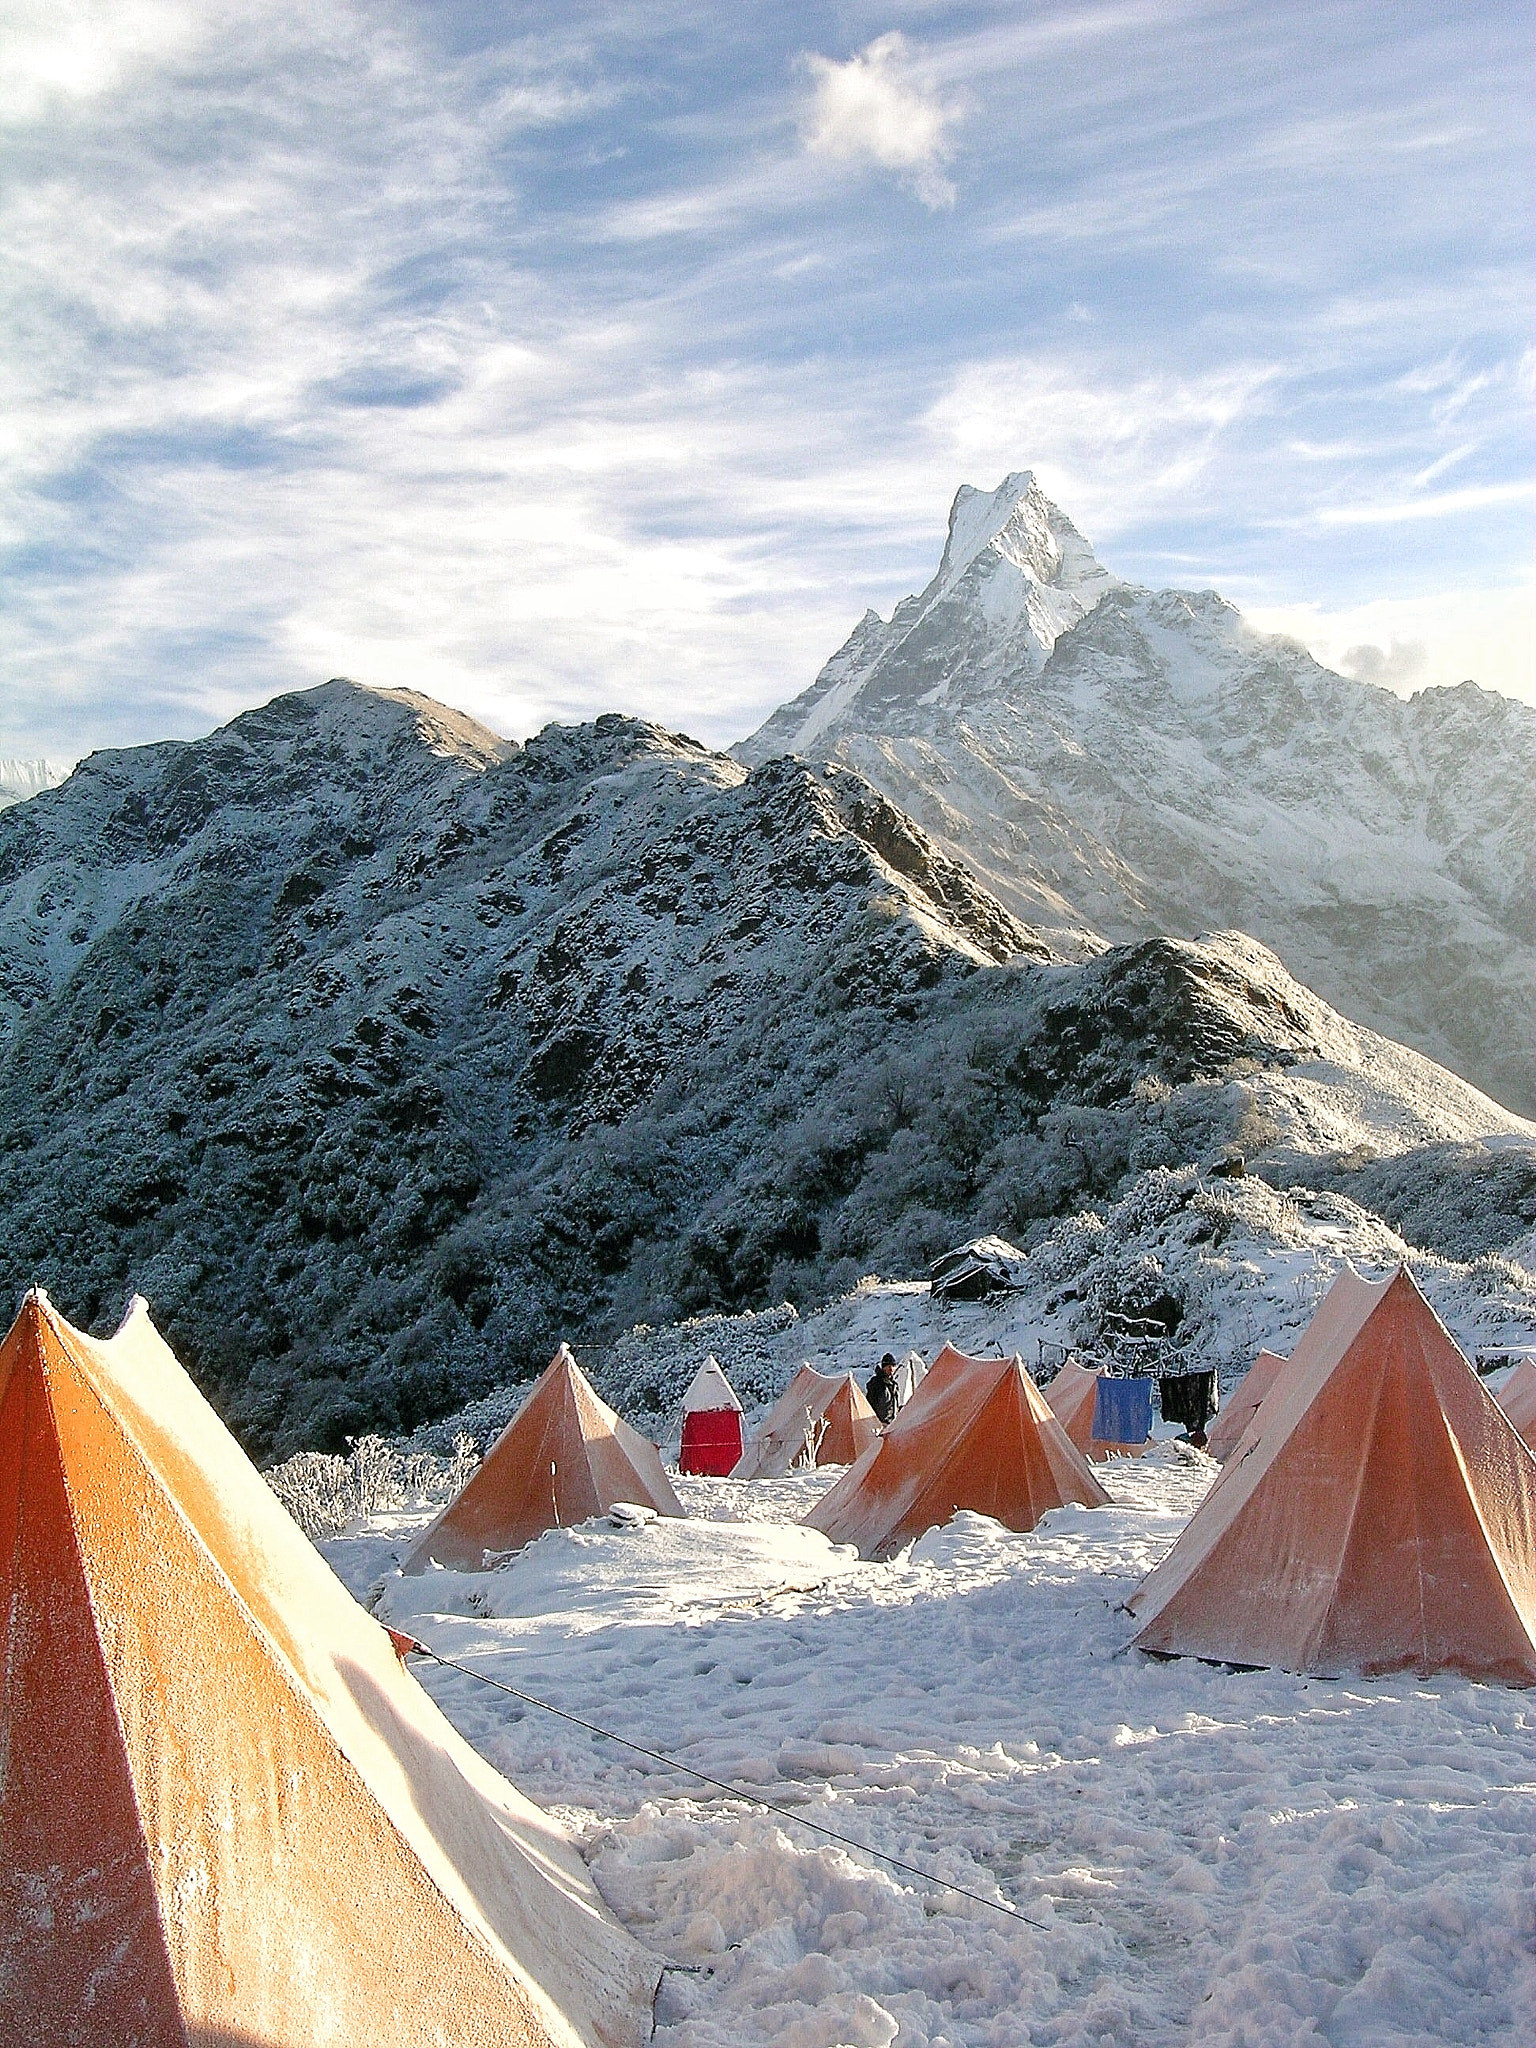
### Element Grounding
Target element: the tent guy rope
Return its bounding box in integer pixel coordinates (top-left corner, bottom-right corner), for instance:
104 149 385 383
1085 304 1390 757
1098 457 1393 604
391 1631 1051 1931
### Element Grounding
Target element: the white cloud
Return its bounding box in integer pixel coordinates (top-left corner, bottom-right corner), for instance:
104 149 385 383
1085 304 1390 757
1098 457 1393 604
0 0 195 122
1246 586 1535 705
1337 639 1426 689
801 33 957 209
1314 480 1534 526
924 356 1277 532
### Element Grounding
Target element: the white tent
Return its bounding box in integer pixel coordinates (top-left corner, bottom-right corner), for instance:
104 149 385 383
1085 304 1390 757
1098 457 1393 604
896 1350 928 1406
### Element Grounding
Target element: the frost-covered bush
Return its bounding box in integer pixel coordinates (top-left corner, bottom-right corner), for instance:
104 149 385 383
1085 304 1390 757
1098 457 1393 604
1016 1166 1536 1386
265 1432 477 1539
405 1384 530 1456
1288 1141 1536 1261
599 1301 804 1431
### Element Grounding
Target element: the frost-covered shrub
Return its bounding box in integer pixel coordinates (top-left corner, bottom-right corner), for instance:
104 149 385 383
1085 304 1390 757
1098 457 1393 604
265 1431 477 1538
1299 1142 1536 1261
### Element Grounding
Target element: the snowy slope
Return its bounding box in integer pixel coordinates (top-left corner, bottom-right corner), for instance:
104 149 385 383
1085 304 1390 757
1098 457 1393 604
323 1460 1536 2048
0 757 71 809
3 679 1531 1455
739 479 1536 1115
411 1163 1536 1457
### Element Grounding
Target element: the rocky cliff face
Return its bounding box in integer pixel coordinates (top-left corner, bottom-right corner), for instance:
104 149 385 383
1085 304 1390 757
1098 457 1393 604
740 475 1536 1115
2 679 1529 1454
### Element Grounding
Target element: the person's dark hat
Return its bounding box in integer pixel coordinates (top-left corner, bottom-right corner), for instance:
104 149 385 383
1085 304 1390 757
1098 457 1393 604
878 1353 896 1371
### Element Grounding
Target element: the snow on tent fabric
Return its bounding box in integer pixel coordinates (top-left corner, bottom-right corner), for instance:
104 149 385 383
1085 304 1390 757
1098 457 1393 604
404 1344 682 1573
732 1364 880 1479
1042 1359 1144 1462
0 1292 659 2048
1129 1266 1536 1684
1497 1357 1536 1452
1090 1375 1153 1448
678 1356 744 1476
1205 1347 1288 1462
802 1345 1110 1561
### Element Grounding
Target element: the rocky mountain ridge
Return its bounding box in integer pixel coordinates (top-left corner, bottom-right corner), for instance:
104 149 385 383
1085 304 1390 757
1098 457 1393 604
1 679 1531 1455
740 474 1536 1114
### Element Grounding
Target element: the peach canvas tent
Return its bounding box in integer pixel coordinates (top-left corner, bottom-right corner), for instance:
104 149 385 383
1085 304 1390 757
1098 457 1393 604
732 1364 880 1479
0 1291 657 2048
1130 1267 1536 1684
1204 1347 1288 1463
1042 1358 1146 1461
803 1345 1110 1560
1498 1357 1536 1451
405 1344 681 1572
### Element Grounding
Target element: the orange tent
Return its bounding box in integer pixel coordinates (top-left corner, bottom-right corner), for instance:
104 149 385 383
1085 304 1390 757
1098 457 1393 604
732 1364 880 1479
404 1344 681 1572
1204 1346 1288 1463
1130 1267 1536 1683
0 1291 657 2047
1042 1358 1146 1462
803 1345 1110 1560
1498 1358 1536 1451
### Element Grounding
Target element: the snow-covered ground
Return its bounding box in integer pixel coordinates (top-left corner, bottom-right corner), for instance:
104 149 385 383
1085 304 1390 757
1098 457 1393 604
323 1454 1536 2047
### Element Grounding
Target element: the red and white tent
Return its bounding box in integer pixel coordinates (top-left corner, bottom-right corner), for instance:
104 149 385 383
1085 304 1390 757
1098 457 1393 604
678 1356 745 1476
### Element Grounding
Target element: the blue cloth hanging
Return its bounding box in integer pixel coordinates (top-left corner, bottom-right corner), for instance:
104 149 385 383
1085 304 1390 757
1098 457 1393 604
1091 1375 1153 1445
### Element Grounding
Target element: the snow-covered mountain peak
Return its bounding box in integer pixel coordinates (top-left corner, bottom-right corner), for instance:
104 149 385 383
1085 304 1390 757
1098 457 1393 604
246 676 515 773
739 479 1536 1116
0 757 73 812
934 471 1110 607
741 472 1121 760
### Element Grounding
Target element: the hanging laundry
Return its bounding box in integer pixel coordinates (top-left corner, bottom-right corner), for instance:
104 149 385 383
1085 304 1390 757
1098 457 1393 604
1090 1375 1153 1446
1159 1369 1217 1437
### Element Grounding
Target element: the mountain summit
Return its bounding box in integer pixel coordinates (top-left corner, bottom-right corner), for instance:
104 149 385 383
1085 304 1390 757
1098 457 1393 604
740 478 1536 1115
750 472 1119 755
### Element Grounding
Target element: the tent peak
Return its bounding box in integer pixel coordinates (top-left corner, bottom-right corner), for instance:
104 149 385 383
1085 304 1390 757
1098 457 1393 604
682 1357 742 1414
116 1291 153 1336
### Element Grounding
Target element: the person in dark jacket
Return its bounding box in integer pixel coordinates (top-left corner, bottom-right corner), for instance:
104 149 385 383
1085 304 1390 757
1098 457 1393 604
867 1354 899 1427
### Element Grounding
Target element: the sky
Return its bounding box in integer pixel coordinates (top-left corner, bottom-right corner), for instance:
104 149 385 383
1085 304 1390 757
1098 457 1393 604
2 0 1531 762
